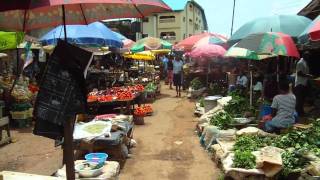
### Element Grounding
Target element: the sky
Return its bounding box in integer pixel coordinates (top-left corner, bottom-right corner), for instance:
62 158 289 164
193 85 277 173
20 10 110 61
195 0 312 37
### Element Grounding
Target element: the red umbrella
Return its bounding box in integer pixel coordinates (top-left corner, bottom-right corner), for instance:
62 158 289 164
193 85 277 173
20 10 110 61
0 0 171 31
174 32 227 52
190 44 226 59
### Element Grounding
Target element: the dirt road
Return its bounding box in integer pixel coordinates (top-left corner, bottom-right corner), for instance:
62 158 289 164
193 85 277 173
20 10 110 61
120 85 220 180
0 128 62 175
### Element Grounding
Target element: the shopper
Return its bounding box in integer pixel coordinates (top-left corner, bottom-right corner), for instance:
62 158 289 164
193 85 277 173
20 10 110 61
294 51 313 116
264 80 296 132
173 56 183 97
167 55 174 89
236 70 248 90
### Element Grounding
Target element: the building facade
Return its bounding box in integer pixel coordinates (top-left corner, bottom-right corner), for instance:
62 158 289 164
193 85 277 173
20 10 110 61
142 0 208 44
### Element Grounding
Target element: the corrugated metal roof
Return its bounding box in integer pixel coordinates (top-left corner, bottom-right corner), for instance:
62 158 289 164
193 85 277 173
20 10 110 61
162 0 188 11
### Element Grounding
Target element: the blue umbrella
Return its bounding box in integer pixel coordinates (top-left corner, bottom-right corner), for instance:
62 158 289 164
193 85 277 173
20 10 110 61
40 22 123 48
112 31 127 41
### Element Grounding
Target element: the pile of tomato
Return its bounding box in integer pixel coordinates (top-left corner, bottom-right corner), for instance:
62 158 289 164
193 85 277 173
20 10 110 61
134 84 144 92
116 91 133 101
134 107 146 117
97 95 113 102
142 104 153 113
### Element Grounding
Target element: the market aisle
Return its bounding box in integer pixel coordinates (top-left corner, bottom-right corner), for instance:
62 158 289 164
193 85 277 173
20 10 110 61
120 84 220 180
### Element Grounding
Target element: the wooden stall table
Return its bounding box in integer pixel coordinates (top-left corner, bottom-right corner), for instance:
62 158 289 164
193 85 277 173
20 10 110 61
73 116 134 168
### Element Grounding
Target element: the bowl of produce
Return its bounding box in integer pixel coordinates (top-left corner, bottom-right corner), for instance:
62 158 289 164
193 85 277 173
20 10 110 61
85 153 108 165
75 161 104 178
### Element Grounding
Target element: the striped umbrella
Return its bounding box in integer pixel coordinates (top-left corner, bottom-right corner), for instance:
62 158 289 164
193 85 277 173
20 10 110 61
299 15 320 44
226 32 300 60
229 15 311 45
131 37 172 53
0 0 171 32
174 32 227 51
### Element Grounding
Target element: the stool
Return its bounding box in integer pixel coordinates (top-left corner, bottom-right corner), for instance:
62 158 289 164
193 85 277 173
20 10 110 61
0 116 11 145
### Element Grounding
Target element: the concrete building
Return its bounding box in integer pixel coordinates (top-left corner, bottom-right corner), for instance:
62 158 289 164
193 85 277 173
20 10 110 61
142 0 208 44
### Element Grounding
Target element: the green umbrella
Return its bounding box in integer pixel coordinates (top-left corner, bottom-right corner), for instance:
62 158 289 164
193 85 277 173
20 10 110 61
131 37 172 53
225 46 274 60
229 15 311 45
232 32 300 59
0 31 24 51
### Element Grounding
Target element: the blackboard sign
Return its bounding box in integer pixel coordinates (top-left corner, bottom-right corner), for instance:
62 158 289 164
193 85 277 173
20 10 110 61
34 40 93 139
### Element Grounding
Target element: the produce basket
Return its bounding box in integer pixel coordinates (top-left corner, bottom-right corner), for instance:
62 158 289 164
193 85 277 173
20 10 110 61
133 115 144 125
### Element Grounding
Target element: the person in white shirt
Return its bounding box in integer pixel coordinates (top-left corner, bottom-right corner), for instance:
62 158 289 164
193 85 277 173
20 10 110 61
173 57 184 97
294 51 313 116
236 70 248 89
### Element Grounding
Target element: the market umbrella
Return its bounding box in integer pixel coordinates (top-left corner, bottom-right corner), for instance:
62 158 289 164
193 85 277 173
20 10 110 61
0 0 171 32
124 51 156 61
40 22 123 48
190 44 226 86
299 15 320 45
130 37 172 53
229 15 312 45
190 44 226 59
232 32 300 59
193 35 228 49
174 32 227 51
225 32 300 106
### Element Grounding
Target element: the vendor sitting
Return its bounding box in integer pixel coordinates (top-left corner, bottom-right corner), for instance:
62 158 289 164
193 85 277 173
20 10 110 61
264 80 296 132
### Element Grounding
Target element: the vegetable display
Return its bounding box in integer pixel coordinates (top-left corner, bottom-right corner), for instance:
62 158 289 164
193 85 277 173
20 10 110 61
142 105 153 114
145 82 157 93
87 84 144 102
209 112 234 130
233 150 256 169
190 77 203 90
224 92 250 117
281 150 308 177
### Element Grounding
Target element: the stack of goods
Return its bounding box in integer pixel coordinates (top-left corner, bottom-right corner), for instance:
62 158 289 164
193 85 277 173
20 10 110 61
87 84 144 103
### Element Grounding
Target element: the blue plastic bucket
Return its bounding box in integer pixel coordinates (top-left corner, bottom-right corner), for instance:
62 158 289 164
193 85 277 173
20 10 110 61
85 153 108 165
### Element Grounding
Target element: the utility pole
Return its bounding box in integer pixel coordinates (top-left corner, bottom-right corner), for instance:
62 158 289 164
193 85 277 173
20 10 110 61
230 0 236 36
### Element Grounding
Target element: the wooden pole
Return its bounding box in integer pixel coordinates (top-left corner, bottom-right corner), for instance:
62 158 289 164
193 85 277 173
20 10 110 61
62 4 75 180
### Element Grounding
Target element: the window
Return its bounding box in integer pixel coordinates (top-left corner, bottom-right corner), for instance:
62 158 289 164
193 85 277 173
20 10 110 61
183 34 186 39
142 17 149 22
160 32 176 40
159 15 175 23
183 17 186 22
195 23 199 30
189 4 193 9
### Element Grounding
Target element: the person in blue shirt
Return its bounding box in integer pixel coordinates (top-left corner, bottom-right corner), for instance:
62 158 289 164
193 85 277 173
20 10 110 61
173 56 183 97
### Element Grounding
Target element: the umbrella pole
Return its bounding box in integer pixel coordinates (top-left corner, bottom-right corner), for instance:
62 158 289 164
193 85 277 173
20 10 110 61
61 4 75 180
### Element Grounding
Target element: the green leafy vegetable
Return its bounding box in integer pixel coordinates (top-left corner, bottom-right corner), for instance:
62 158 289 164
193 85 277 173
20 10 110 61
209 112 234 130
190 77 203 90
233 150 256 169
281 150 308 176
